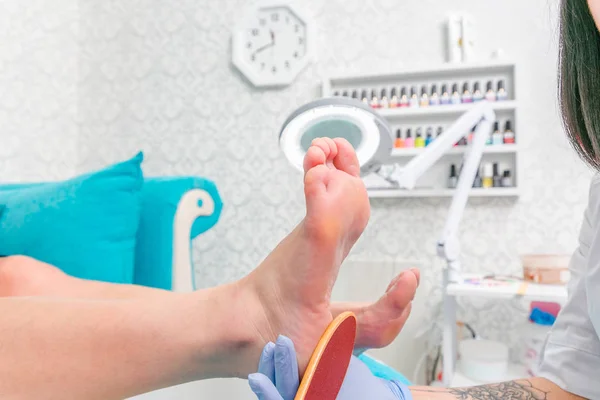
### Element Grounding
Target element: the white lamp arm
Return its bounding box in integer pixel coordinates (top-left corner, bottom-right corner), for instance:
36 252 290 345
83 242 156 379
376 101 496 282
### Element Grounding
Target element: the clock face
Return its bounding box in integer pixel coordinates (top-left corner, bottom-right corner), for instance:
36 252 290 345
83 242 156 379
232 2 314 87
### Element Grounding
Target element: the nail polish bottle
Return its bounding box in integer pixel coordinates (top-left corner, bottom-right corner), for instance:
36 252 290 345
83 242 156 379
468 124 477 145
394 129 404 148
370 89 380 108
502 170 513 187
473 82 483 102
493 163 502 187
461 82 473 103
342 90 349 97
429 85 440 106
410 86 420 108
404 128 414 147
451 83 461 104
485 81 496 102
440 84 450 105
473 166 482 188
389 88 399 108
448 164 458 189
415 127 425 148
497 80 508 101
482 163 493 189
425 127 434 146
380 88 389 109
487 122 498 145
420 85 429 107
492 121 503 145
351 90 358 99
361 90 369 104
503 120 515 144
399 87 409 108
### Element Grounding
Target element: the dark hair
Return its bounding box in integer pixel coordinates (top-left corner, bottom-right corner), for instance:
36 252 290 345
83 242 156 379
560 0 600 168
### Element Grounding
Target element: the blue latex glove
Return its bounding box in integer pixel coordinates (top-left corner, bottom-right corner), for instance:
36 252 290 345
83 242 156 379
248 335 412 400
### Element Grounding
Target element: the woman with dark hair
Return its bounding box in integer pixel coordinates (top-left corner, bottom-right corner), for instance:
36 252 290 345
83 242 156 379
248 1 600 399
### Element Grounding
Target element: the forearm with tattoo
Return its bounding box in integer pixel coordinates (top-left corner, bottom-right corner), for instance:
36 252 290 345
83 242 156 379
409 377 585 400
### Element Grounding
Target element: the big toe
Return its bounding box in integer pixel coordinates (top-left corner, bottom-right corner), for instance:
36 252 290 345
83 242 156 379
332 138 360 177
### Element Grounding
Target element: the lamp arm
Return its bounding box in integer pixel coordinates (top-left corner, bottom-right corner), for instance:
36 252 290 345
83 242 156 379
376 101 496 282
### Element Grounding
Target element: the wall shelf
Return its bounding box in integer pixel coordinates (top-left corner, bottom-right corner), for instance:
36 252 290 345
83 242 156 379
446 274 567 303
390 144 518 157
377 100 517 119
368 188 520 199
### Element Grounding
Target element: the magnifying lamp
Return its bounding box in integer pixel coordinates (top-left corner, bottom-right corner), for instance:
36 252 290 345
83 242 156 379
279 97 496 282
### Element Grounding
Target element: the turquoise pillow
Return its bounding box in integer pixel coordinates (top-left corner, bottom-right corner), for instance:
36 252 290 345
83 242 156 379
0 153 144 283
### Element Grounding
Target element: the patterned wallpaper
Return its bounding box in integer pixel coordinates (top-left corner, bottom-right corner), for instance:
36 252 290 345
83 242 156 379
0 0 595 394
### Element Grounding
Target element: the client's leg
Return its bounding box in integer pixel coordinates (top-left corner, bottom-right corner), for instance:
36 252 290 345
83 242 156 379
0 255 170 299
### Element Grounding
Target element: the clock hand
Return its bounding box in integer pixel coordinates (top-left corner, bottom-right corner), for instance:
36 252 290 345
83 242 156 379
252 30 275 55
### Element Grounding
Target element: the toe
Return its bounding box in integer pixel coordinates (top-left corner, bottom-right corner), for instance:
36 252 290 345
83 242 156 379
332 138 360 177
303 145 327 174
304 164 330 198
383 270 418 312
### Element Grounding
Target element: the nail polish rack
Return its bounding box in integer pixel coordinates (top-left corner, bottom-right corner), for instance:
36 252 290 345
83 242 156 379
322 61 520 198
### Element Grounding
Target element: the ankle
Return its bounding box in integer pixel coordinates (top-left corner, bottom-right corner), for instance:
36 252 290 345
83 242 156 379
182 280 265 379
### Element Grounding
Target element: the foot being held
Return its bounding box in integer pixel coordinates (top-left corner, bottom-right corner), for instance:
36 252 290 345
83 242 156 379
245 137 370 374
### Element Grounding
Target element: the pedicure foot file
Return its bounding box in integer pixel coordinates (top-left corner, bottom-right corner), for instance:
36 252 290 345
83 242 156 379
294 311 357 400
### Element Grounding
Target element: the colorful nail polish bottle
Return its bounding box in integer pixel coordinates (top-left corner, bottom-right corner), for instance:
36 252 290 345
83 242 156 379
370 89 380 108
482 163 493 188
399 87 409 108
415 127 425 147
461 82 473 103
503 120 515 144
394 129 404 148
492 163 502 187
351 90 358 99
420 85 429 107
380 88 389 108
473 82 483 102
485 81 496 101
451 83 461 104
361 90 369 104
441 84 450 105
448 164 458 189
492 121 503 145
497 80 508 101
468 124 477 144
473 166 482 188
502 170 513 187
389 88 399 108
404 128 414 147
487 122 498 145
429 85 440 106
410 86 420 108
425 127 434 146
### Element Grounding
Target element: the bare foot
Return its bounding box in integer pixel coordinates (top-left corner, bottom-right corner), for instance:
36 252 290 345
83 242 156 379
331 268 420 351
245 137 370 374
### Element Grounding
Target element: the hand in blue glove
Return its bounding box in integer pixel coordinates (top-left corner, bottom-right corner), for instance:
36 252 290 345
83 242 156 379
248 335 412 400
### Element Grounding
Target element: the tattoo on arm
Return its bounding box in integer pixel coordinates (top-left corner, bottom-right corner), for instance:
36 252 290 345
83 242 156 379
413 380 550 399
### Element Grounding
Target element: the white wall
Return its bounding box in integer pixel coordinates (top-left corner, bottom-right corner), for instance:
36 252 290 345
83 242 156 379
0 0 80 181
1 0 593 398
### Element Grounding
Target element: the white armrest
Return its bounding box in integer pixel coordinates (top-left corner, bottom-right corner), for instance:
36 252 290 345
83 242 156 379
172 189 215 292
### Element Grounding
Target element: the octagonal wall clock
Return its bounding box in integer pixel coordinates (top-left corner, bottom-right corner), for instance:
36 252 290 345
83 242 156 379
232 1 316 88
